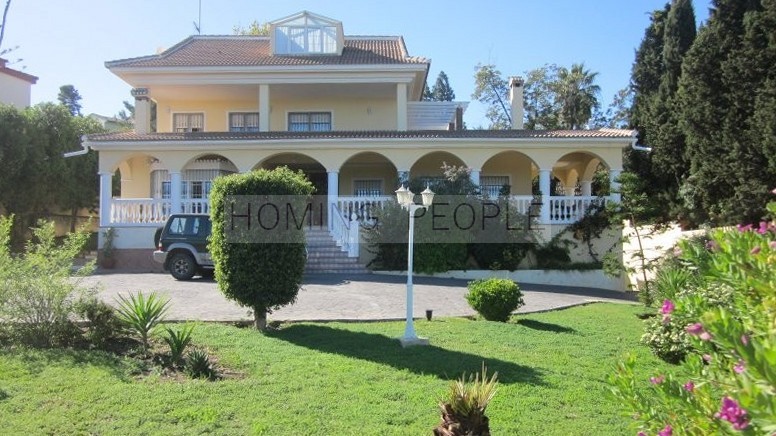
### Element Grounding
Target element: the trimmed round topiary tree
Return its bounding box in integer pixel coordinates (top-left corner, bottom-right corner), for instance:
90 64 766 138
465 278 524 322
209 167 314 331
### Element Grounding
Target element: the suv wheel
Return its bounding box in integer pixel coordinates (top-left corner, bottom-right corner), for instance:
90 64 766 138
169 252 196 280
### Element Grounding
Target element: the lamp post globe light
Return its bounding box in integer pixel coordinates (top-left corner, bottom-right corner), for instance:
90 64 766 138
395 184 434 347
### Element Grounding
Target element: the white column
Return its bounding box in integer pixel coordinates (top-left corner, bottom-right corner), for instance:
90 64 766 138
609 169 622 202
170 171 182 214
564 187 576 196
396 83 408 131
259 84 270 132
580 181 592 196
99 172 113 227
539 169 552 224
469 169 481 188
327 171 339 231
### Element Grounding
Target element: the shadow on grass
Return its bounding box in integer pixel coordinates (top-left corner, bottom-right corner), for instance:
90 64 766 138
0 347 135 382
271 324 545 385
515 319 578 334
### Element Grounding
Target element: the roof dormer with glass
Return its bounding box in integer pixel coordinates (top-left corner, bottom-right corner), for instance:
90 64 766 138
270 11 344 56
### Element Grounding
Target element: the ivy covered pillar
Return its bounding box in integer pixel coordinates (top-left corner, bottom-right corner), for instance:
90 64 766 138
469 169 481 189
609 169 622 202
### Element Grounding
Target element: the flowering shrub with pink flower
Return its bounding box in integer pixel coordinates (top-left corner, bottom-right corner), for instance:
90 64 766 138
609 197 776 434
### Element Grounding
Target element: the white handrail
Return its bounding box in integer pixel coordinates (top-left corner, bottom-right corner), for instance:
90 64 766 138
329 202 359 257
337 196 392 222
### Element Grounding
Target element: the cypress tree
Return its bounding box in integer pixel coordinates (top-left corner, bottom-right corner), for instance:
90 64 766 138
650 0 696 222
677 0 771 224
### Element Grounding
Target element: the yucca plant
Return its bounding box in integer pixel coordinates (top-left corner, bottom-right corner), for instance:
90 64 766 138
114 292 170 354
434 364 498 436
163 324 194 367
185 348 218 380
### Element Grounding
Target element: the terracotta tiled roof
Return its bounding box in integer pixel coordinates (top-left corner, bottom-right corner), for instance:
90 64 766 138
0 57 38 84
106 36 427 68
86 129 637 142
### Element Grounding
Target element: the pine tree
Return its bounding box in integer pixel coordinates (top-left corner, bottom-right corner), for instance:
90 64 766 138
431 71 456 101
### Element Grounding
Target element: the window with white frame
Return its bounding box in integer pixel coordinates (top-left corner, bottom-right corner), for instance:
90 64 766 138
229 112 260 132
480 176 511 197
173 113 204 132
288 112 331 132
275 24 337 54
353 180 383 197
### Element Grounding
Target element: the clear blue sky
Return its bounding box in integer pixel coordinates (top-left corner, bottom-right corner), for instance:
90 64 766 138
3 0 710 128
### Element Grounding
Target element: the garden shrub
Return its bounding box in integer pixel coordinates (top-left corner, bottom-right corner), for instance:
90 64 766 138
466 278 524 322
610 196 776 434
75 295 121 347
210 167 314 331
0 216 95 347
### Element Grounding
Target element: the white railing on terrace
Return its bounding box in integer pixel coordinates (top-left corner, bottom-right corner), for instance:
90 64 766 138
110 198 169 226
107 195 609 227
181 199 209 215
329 203 359 257
337 196 393 222
548 196 607 224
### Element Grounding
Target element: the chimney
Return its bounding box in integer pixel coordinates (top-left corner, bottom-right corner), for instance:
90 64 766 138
509 76 525 129
131 88 151 135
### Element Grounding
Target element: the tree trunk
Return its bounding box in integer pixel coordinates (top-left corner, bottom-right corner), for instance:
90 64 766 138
70 207 78 233
254 306 267 331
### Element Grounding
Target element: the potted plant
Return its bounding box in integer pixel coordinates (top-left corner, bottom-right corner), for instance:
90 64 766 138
100 227 117 269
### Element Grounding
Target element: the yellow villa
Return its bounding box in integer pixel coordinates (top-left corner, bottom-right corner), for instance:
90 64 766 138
82 11 636 271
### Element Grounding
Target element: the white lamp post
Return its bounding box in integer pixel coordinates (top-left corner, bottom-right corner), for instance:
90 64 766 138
395 185 435 347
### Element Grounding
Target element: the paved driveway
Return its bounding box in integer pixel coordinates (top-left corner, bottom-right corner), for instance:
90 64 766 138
81 272 637 323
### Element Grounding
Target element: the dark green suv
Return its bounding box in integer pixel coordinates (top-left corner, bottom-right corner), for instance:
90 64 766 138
153 214 213 280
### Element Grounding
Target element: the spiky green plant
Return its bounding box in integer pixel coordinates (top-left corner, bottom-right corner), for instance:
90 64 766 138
185 348 218 380
163 324 194 366
114 292 170 354
434 363 498 435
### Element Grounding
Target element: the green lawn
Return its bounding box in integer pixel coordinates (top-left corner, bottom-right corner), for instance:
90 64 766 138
0 303 670 435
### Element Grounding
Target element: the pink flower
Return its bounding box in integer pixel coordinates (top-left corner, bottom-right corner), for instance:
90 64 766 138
637 432 647 436
683 381 695 392
772 188 776 195
734 360 745 374
658 425 673 436
770 240 776 250
703 354 712 363
686 323 712 341
650 375 665 385
757 221 769 234
661 300 675 315
737 224 753 232
751 246 761 255
741 334 749 346
716 397 749 430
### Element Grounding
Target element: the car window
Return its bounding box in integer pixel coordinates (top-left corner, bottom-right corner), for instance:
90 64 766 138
169 217 188 235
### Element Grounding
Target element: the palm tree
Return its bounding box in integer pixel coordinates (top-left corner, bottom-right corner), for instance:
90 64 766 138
555 63 601 129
